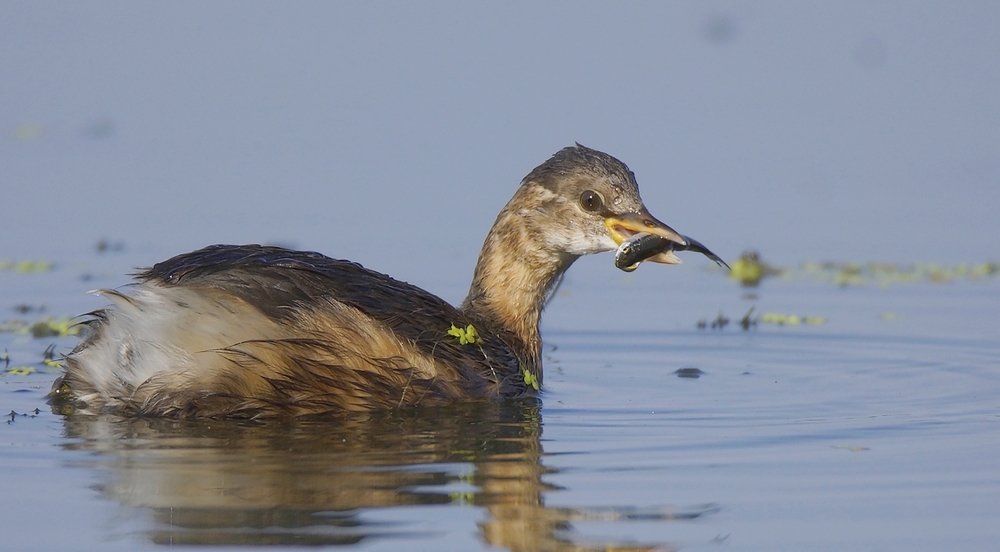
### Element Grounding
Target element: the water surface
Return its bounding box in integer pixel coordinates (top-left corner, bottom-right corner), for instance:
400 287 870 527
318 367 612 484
3 3 999 550
3 257 998 551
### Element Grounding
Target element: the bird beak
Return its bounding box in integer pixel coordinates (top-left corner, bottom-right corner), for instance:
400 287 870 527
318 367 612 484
605 208 687 265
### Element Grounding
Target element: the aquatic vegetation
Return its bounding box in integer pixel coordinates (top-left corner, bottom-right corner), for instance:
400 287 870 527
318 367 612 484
797 260 1000 286
728 250 780 287
522 365 539 391
0 260 53 273
30 318 80 338
4 366 35 376
447 323 478 345
0 344 65 376
0 317 80 338
760 313 827 326
725 251 1000 288
42 344 63 368
697 313 730 330
0 320 29 333
698 308 825 330
698 310 766 331
448 492 476 505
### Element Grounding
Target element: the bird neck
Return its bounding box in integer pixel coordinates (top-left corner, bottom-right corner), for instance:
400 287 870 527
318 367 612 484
461 191 577 369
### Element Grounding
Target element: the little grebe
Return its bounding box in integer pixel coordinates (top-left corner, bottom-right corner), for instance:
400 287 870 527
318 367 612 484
51 145 725 418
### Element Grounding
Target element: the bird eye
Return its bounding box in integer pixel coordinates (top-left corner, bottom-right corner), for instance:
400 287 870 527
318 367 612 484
580 190 603 212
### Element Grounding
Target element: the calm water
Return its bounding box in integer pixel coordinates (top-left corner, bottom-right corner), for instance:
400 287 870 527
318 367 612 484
2 251 998 551
4 4 999 550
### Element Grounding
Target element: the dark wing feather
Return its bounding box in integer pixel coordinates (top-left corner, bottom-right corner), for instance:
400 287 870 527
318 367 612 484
141 245 528 396
143 244 460 327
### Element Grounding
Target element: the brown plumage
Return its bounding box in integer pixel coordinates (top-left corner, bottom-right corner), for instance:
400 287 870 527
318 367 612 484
51 144 724 418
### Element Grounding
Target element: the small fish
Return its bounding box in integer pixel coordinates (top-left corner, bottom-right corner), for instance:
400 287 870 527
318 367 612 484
615 233 673 272
615 233 729 272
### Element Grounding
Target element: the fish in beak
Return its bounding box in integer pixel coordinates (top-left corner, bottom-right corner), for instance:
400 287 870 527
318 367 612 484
605 209 728 272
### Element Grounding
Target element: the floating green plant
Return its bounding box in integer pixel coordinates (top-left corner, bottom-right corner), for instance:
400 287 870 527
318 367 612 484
0 320 30 333
793 260 1000 287
727 250 780 287
760 313 827 326
30 318 80 338
522 365 539 391
448 492 476 505
723 250 1000 288
448 323 478 345
0 260 53 272
1 318 79 338
4 366 35 376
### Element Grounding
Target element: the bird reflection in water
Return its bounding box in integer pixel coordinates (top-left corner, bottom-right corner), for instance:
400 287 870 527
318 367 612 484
60 401 717 550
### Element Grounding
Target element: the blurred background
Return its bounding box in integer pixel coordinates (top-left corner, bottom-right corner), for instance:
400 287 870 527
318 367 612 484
2 1 998 299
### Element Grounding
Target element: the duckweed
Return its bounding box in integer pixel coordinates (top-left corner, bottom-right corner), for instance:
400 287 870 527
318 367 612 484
0 320 30 333
1 318 80 338
30 318 80 338
728 250 779 287
0 260 53 273
448 492 476 505
448 323 478 345
727 252 1000 288
760 313 827 326
522 365 539 391
4 366 35 376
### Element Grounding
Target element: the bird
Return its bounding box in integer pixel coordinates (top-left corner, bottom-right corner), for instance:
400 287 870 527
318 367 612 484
50 144 725 418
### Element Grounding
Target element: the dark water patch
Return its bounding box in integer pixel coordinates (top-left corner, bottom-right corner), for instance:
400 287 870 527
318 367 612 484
674 367 704 378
